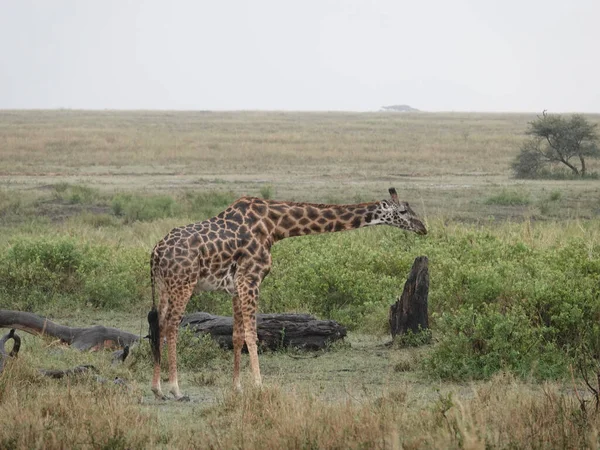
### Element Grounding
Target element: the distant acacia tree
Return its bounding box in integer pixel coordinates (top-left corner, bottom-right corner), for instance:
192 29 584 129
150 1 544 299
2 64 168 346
512 111 599 178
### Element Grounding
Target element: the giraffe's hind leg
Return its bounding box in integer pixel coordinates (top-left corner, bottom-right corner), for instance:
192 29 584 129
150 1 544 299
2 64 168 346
232 295 244 391
150 287 169 400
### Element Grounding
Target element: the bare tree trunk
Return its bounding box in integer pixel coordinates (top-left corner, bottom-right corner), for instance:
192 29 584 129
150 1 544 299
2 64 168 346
389 256 429 339
580 155 587 176
561 158 580 176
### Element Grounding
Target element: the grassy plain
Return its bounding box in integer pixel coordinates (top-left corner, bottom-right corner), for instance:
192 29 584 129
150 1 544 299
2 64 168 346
0 110 600 449
1 110 599 220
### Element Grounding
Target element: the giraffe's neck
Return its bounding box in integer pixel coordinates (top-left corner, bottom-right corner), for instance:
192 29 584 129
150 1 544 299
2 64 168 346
268 201 383 242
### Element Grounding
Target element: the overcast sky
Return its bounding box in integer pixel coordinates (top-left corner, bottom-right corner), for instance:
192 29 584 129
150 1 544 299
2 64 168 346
1 0 599 112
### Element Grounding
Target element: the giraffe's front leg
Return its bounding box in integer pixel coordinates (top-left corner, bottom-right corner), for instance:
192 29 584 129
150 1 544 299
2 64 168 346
151 335 167 400
165 285 195 402
232 295 244 391
237 276 262 388
165 322 189 401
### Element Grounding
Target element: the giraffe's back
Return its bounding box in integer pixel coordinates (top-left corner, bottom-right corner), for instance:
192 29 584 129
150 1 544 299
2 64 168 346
151 198 271 295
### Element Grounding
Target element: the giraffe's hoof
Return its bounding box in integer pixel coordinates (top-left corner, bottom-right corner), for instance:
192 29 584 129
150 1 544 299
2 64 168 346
175 394 190 402
153 393 168 401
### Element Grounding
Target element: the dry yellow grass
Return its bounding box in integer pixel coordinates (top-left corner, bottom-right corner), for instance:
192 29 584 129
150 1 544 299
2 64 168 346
0 110 535 176
1 347 598 450
1 110 599 220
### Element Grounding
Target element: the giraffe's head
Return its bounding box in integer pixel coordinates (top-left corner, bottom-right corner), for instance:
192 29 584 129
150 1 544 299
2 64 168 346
374 188 427 235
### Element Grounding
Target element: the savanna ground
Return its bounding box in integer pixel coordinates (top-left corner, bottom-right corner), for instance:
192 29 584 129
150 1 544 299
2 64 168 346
0 110 600 449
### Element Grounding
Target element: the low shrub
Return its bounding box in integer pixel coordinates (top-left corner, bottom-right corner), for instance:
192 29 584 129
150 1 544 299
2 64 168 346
484 189 531 206
111 191 236 223
51 183 100 205
180 190 236 220
0 238 147 312
424 305 568 380
112 194 178 223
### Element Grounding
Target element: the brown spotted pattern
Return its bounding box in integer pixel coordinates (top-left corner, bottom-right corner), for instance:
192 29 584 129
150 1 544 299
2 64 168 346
149 188 427 399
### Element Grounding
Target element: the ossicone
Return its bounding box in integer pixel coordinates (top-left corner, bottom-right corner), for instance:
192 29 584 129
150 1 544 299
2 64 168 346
388 187 399 204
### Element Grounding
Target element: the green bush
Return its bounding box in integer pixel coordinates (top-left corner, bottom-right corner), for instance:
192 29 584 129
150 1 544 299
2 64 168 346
484 189 531 206
0 238 147 312
180 191 236 220
261 230 416 331
549 190 562 202
112 194 178 223
393 328 432 348
111 191 235 223
51 183 99 205
259 185 274 200
1 239 83 297
424 305 567 380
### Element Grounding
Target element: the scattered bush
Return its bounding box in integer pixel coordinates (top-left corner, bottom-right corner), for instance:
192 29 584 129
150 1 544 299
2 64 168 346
259 185 274 200
484 189 531 206
52 183 99 204
180 190 236 220
112 194 178 223
549 190 562 202
393 328 432 348
111 191 235 223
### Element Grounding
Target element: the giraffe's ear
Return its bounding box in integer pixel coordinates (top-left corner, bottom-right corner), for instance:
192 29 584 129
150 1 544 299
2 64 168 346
388 187 399 204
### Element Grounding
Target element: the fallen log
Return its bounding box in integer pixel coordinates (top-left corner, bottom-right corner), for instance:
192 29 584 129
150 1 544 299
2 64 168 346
0 309 138 351
389 256 429 340
40 364 98 379
0 309 346 353
181 312 347 350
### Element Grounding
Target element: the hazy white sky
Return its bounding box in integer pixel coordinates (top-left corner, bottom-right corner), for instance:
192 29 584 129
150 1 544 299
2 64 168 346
1 0 599 112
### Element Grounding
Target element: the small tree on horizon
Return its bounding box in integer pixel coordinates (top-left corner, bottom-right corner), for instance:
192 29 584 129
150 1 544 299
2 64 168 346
512 111 599 178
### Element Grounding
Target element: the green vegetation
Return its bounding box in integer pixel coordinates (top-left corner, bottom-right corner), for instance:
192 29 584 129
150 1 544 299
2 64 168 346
484 189 531 206
0 236 147 312
259 184 274 200
0 203 598 383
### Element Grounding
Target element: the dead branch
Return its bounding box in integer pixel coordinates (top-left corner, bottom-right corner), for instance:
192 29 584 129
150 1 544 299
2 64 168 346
0 329 21 374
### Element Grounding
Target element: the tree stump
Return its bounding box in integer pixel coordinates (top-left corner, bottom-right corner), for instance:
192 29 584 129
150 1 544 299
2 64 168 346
389 256 429 339
181 312 347 351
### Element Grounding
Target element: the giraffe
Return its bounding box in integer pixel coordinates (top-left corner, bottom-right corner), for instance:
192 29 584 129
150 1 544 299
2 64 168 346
148 187 427 400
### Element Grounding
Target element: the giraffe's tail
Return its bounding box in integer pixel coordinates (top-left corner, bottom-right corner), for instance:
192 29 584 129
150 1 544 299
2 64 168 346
148 261 161 365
